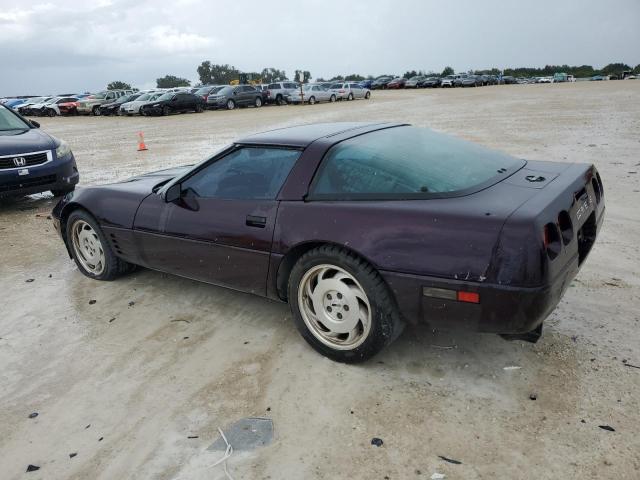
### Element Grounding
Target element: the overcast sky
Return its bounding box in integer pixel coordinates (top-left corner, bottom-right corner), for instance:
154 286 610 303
1 0 638 96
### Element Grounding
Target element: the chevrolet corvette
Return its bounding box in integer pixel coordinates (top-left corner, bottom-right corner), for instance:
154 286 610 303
52 123 604 362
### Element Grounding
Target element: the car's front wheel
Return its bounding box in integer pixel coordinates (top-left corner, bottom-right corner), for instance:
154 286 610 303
92 106 101 116
365 91 371 99
66 210 132 281
288 246 404 363
227 99 236 110
255 97 263 107
162 106 170 116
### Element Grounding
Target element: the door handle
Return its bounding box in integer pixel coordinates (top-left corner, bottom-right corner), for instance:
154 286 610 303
246 215 267 228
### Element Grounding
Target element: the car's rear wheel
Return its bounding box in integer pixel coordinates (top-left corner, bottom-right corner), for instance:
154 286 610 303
288 245 404 363
227 99 236 110
92 106 101 116
162 106 170 116
255 97 263 107
276 95 284 106
195 103 203 113
330 94 336 102
365 91 371 99
47 109 56 117
347 93 354 101
66 210 132 281
308 96 316 105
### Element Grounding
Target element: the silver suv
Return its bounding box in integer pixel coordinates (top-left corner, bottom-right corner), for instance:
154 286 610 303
266 82 299 105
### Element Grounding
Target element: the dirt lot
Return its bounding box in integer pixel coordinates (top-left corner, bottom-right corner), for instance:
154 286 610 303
1 82 639 479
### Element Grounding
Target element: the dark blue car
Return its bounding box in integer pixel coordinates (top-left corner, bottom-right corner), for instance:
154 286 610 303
1 104 79 198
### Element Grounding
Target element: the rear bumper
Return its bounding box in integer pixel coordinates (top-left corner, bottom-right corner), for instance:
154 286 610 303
382 264 575 334
0 154 79 197
382 206 604 334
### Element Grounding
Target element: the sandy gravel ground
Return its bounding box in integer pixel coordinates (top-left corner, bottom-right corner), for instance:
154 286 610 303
1 81 639 479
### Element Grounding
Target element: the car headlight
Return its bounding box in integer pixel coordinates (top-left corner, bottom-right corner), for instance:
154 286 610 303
55 140 72 158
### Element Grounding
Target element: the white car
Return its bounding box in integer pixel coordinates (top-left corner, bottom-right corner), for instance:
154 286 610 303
120 92 163 115
288 84 337 104
537 77 553 83
30 97 78 117
17 97 53 115
329 82 371 100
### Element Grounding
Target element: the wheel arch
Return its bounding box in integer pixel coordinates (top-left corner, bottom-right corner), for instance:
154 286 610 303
275 240 384 302
58 202 93 257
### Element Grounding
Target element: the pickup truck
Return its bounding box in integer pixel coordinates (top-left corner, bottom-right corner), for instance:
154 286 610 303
76 90 135 115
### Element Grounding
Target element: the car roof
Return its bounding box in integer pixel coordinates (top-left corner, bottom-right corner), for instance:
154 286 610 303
236 122 406 148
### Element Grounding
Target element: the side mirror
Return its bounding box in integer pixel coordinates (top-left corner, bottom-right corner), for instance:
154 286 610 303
30 120 40 128
164 183 182 203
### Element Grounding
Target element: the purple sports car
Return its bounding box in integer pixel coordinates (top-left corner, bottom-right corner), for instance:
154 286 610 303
52 123 605 362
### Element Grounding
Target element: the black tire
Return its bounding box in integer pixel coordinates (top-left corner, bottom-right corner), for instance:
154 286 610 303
227 99 236 110
365 91 371 99
47 109 56 117
50 187 74 197
347 93 354 101
255 97 263 107
330 94 336 102
92 106 101 116
162 106 170 116
65 209 133 281
288 245 405 363
195 103 203 113
308 96 316 105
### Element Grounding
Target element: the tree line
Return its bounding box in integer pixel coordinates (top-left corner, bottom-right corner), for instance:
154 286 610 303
106 62 640 90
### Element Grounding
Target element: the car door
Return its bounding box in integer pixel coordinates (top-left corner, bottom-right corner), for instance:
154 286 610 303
132 146 301 295
350 83 363 98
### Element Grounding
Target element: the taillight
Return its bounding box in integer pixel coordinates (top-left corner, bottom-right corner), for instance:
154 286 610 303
266 90 271 97
543 223 561 259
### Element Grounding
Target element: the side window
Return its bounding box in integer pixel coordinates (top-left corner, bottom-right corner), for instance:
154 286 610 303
182 148 301 200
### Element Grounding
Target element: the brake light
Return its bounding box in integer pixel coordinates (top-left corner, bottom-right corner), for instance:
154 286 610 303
339 89 345 93
543 224 551 248
457 291 480 304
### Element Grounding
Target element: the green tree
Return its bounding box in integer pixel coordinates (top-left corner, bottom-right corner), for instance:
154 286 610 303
344 73 365 81
441 66 454 77
156 75 191 88
600 62 632 78
107 80 132 90
197 62 241 85
403 70 419 79
634 64 640 74
260 67 288 83
294 70 312 83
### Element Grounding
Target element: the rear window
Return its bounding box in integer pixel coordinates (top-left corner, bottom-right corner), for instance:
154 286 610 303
310 126 525 199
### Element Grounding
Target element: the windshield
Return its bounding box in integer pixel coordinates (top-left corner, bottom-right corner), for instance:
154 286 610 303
195 87 213 94
311 126 525 198
91 92 107 99
0 106 30 130
156 93 174 101
135 93 152 101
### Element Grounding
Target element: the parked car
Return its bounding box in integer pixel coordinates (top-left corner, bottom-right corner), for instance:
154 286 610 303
329 82 371 101
440 75 456 88
421 77 441 88
405 76 426 88
206 85 263 110
252 84 270 105
486 75 499 85
370 76 393 89
194 85 220 101
58 100 80 116
99 93 142 116
502 76 517 84
289 85 336 104
0 105 78 198
460 75 482 87
32 97 80 117
52 122 604 362
141 92 205 116
77 90 127 115
359 79 374 89
453 75 468 87
265 82 299 105
590 75 606 81
119 92 163 116
386 78 407 89
17 97 54 115
3 98 29 109
537 77 553 84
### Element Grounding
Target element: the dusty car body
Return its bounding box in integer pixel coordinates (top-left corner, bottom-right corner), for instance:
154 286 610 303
52 123 604 362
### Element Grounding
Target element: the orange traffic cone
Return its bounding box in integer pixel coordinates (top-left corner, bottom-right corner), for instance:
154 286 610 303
137 132 148 151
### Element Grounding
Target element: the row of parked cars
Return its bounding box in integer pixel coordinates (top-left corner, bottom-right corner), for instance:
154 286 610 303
366 73 508 89
3 81 373 118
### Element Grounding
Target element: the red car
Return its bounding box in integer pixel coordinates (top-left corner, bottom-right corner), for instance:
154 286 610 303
58 101 79 116
386 78 407 89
